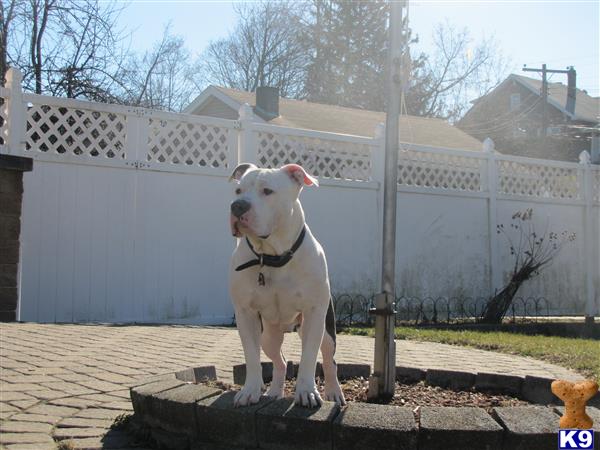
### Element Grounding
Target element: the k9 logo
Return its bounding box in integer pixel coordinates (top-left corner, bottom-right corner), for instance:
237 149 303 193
559 429 594 449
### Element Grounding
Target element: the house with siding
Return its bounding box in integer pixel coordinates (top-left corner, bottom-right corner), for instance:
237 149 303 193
185 85 483 151
458 74 600 162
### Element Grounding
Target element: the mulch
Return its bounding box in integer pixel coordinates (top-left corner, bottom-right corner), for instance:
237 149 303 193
337 378 529 410
202 377 530 412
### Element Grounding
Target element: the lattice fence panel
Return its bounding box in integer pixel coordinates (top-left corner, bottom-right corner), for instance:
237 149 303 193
26 103 126 158
593 169 600 203
497 159 580 200
257 132 371 181
397 149 483 192
0 96 7 146
146 118 230 168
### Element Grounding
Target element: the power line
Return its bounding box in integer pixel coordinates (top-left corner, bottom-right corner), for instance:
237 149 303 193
459 96 543 136
522 64 577 136
465 100 543 137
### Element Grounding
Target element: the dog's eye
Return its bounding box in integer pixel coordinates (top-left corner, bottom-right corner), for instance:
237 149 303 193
263 188 274 196
235 188 242 195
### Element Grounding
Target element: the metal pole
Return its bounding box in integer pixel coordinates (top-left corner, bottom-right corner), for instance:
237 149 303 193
368 0 404 400
523 65 576 138
541 64 548 137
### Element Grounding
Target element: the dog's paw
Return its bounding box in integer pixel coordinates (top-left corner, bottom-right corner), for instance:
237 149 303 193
294 379 323 408
265 382 285 399
234 381 263 407
324 381 346 405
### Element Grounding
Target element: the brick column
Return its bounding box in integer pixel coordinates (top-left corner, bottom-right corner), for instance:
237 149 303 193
0 154 32 321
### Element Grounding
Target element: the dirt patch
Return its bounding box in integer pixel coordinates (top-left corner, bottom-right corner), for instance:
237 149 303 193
201 377 530 412
337 378 529 411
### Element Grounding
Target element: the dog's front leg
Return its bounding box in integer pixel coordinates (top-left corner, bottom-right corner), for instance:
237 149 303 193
234 307 264 407
295 306 326 407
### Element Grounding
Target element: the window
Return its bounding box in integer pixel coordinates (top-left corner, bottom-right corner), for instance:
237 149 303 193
510 93 521 111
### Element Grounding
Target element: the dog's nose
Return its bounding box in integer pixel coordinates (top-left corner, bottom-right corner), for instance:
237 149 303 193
231 199 251 218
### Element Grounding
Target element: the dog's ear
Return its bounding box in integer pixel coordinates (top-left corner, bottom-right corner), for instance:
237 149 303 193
229 163 257 182
282 164 319 187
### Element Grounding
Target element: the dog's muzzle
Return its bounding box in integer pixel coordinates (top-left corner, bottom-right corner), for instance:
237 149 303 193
231 199 251 218
230 200 251 237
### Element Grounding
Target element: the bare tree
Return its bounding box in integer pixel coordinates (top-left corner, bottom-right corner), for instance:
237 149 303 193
117 27 198 112
0 0 23 81
200 1 309 98
411 22 510 122
481 209 576 324
5 2 198 111
5 0 126 100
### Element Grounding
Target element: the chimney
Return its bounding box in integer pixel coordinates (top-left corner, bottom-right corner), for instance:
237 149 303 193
592 133 600 165
254 86 279 121
566 67 576 115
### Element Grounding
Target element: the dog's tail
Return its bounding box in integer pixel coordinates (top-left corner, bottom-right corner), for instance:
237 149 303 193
325 297 337 348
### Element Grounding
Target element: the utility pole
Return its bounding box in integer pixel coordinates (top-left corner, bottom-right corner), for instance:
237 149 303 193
522 65 576 137
368 0 407 400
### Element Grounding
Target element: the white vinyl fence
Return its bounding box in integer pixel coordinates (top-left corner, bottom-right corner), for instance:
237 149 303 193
1 68 599 323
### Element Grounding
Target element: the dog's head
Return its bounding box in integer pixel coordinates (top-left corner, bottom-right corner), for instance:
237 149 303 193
228 163 318 239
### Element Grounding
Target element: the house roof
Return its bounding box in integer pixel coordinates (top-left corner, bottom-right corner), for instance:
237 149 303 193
472 74 600 124
185 85 484 151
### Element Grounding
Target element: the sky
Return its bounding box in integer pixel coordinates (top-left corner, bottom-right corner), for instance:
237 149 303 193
117 0 600 96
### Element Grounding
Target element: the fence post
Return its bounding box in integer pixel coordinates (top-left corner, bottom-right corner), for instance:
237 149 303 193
124 108 149 167
373 122 386 292
484 138 502 298
5 68 26 155
238 104 258 165
579 150 597 320
372 123 386 184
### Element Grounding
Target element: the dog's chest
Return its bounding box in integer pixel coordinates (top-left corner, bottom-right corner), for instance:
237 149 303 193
244 274 315 324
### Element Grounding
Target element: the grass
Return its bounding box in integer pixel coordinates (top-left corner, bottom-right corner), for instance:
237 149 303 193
342 326 600 381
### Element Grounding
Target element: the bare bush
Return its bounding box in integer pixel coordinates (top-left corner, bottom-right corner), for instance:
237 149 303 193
481 208 576 324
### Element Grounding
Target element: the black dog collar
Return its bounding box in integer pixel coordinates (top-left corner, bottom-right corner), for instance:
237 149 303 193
235 226 307 285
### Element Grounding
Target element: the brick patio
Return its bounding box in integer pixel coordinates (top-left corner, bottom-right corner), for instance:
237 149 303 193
0 323 582 449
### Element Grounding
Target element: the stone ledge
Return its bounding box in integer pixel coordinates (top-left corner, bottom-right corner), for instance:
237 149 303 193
0 154 33 172
176 366 217 383
256 398 340 450
232 361 279 385
521 375 559 404
475 372 523 396
396 366 426 383
419 406 503 450
426 369 476 391
130 378 186 418
130 365 569 450
150 383 221 435
336 363 371 380
196 391 274 448
492 406 559 450
232 362 370 385
333 403 417 450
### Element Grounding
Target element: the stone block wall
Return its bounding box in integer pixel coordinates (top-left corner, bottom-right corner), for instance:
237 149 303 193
0 155 32 321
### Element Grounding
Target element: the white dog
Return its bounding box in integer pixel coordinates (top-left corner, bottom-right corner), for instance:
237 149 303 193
228 163 345 408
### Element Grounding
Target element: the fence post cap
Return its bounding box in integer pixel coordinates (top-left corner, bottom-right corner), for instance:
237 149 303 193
483 137 495 153
578 150 591 164
5 67 23 84
238 103 254 121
